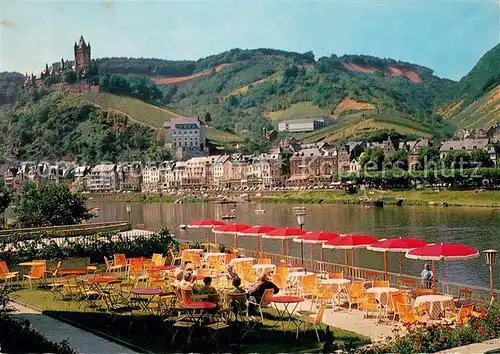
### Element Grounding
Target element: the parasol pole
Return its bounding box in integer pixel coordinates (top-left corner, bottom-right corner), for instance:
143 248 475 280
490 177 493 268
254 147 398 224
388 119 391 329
286 239 290 257
320 245 323 262
399 253 403 275
351 249 355 281
442 259 446 293
383 251 388 281
234 233 237 249
310 243 313 263
432 261 436 293
344 249 349 276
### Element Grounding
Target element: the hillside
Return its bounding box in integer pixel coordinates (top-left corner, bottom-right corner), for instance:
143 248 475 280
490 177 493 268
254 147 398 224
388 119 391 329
82 92 243 143
161 50 454 141
0 90 162 163
437 43 500 129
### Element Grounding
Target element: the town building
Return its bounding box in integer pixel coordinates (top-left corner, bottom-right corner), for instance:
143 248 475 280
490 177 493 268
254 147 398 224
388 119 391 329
405 139 432 171
119 164 142 192
163 117 208 159
88 164 119 193
278 118 331 133
213 155 231 187
253 153 285 188
142 164 161 192
439 139 490 159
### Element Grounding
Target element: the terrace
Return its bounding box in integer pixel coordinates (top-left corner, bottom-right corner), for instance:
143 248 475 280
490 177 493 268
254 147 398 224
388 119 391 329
0 228 498 353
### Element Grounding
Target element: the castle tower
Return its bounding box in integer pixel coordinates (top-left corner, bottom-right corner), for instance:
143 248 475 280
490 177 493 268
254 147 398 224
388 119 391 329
74 36 91 72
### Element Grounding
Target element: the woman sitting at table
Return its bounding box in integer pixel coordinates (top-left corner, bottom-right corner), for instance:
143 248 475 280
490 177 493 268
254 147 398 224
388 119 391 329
248 273 279 313
227 265 240 281
172 270 184 289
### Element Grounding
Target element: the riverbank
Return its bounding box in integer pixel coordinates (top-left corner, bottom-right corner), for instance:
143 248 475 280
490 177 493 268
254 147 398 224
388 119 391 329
87 189 500 208
253 189 500 207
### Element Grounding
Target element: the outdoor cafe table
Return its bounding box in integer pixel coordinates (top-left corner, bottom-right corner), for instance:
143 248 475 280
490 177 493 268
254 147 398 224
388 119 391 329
320 278 351 308
130 287 164 313
271 296 305 333
366 287 400 320
87 277 120 292
180 301 217 325
414 294 455 320
252 264 276 276
229 257 255 266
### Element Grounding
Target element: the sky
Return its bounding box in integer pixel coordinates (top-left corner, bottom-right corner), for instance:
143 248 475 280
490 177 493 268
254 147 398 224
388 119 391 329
0 0 499 80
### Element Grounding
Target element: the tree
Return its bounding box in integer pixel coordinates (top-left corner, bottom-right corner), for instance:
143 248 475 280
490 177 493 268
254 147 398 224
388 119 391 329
63 70 77 84
204 112 212 123
360 147 384 171
14 184 92 228
0 187 12 226
417 146 440 170
470 149 494 168
385 149 408 170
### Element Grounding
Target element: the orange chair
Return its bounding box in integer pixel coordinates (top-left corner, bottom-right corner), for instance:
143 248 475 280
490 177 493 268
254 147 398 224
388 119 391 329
296 303 327 341
297 274 317 298
0 261 19 283
389 291 405 322
190 254 202 268
329 272 343 279
24 262 46 289
272 273 287 290
247 288 274 320
225 253 236 265
400 278 416 289
104 256 126 273
258 258 271 265
311 284 334 310
396 302 422 325
152 253 165 266
347 281 366 311
359 292 379 318
447 304 474 325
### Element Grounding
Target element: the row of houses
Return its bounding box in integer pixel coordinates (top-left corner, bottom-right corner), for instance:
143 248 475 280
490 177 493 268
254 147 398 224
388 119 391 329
2 138 498 193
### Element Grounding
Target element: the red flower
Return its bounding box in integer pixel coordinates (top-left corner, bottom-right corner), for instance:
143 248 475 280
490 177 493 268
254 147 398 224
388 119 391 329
479 329 484 335
492 332 497 337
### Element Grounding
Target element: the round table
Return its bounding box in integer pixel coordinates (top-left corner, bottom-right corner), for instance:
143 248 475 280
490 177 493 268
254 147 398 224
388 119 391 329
271 296 305 332
229 257 255 266
19 262 45 267
287 271 315 281
59 269 87 276
183 249 203 253
320 278 351 285
131 288 164 313
180 301 217 310
366 287 400 306
88 277 120 283
205 252 226 258
252 264 276 276
414 295 455 320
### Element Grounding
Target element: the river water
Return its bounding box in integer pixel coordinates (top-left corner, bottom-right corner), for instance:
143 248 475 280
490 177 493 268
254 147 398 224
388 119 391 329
89 202 499 288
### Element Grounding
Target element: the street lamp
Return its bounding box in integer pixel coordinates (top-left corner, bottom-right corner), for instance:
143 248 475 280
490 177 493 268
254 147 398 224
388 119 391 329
125 204 131 222
296 211 307 273
483 249 498 302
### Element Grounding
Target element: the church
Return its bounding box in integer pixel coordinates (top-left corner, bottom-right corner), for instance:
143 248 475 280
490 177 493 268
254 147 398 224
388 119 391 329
24 36 92 87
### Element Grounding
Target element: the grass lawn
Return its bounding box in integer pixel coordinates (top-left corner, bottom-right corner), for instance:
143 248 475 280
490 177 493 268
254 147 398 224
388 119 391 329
254 189 500 207
11 289 369 353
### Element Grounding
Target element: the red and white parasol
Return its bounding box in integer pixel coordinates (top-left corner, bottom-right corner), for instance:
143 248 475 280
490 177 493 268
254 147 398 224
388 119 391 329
293 231 341 262
323 234 378 277
187 219 226 243
367 237 428 279
262 227 308 257
405 243 479 292
237 225 276 257
212 223 251 248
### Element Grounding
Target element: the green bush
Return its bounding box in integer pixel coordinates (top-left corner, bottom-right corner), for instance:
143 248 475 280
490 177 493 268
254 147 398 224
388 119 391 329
0 228 178 265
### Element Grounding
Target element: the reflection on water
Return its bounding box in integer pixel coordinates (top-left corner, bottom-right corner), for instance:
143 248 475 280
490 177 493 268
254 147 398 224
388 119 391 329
90 202 500 288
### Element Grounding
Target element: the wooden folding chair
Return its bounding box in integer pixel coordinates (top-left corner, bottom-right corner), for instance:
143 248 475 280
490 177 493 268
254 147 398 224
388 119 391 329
247 288 274 321
329 272 343 279
373 280 389 288
456 288 473 306
0 261 19 283
24 262 46 289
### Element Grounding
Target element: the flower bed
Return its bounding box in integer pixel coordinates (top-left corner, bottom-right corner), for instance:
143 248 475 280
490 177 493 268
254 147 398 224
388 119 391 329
359 306 500 354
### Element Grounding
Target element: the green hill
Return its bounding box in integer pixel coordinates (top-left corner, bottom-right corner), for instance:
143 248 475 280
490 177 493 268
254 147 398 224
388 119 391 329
82 92 243 143
436 44 500 129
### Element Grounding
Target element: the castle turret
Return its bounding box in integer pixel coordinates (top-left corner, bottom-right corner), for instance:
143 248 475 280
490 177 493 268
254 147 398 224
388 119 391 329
74 35 91 73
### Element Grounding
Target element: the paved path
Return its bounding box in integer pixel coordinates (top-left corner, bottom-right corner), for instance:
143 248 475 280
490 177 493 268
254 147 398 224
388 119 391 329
11 302 138 354
438 338 500 354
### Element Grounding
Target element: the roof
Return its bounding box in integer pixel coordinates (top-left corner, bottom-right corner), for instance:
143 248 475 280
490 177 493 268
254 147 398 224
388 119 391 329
91 164 116 172
164 116 205 127
279 118 326 125
440 139 489 152
287 174 312 182
291 148 323 158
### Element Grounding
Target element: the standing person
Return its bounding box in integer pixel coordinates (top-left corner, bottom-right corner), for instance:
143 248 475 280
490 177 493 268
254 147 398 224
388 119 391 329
420 263 434 289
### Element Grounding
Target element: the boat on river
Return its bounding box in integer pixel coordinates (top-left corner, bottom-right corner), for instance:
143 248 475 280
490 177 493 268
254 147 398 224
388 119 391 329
222 215 237 220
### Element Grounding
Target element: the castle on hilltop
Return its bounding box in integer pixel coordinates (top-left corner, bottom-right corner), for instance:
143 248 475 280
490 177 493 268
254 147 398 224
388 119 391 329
24 36 93 87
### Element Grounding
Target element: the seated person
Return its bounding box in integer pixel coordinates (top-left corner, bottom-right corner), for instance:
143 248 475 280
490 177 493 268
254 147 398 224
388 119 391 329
172 270 184 289
248 273 279 313
180 272 195 290
196 276 219 304
227 265 240 281
231 278 246 294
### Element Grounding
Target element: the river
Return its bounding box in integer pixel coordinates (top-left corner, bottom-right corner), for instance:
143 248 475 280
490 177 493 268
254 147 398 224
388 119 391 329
88 202 499 288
